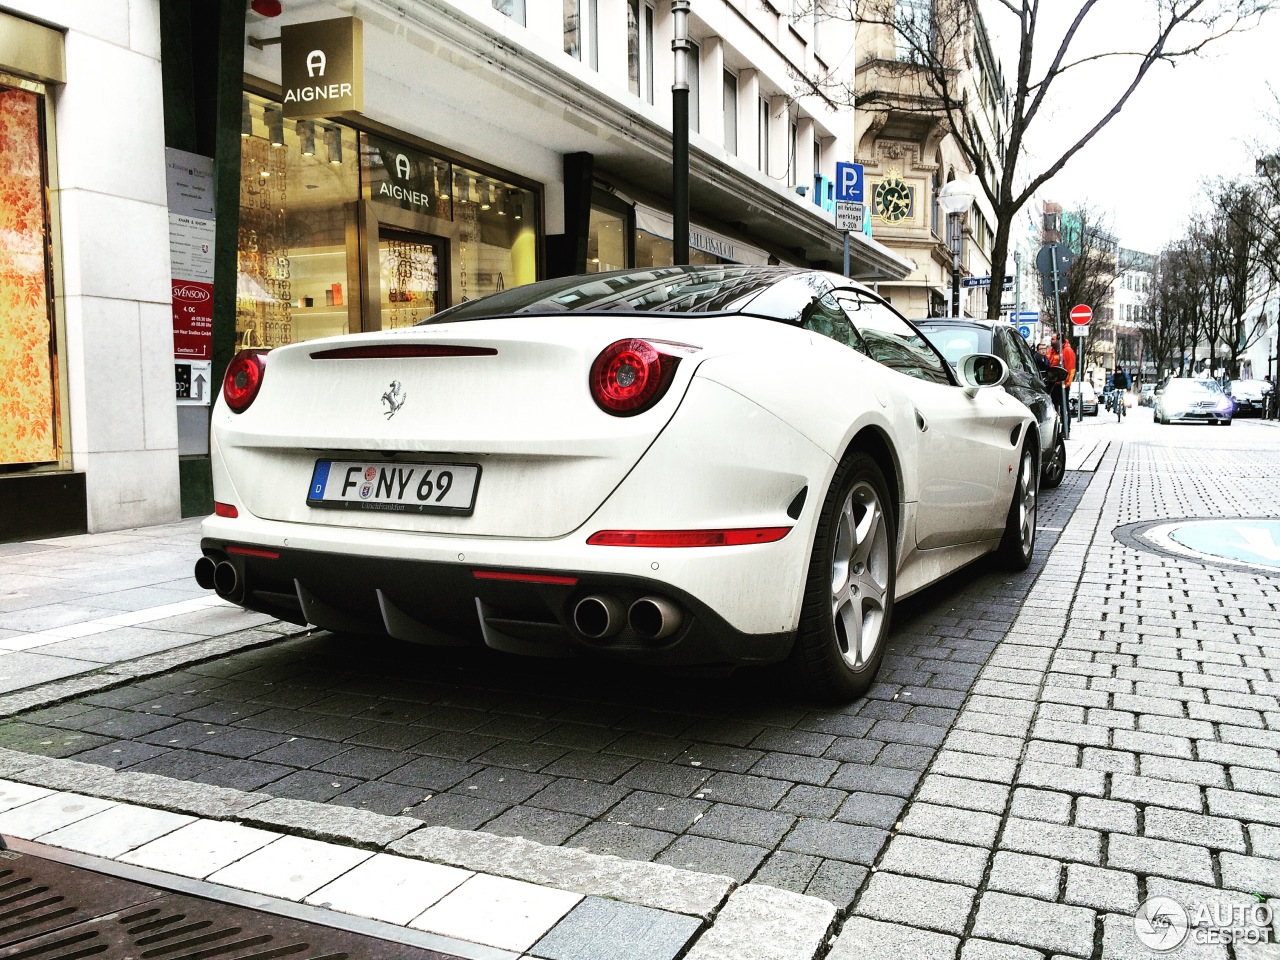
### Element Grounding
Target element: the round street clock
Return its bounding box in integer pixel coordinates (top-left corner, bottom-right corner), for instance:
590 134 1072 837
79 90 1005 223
873 176 914 223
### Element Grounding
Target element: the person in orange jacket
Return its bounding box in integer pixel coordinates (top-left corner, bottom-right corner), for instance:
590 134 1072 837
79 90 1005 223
1049 332 1073 436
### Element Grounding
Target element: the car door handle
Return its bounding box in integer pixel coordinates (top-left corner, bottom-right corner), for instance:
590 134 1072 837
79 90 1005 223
915 410 928 432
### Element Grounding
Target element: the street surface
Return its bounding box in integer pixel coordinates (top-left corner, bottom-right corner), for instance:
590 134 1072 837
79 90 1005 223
0 405 1276 959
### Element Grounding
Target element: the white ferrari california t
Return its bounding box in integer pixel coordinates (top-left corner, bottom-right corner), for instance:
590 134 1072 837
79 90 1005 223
196 265 1041 700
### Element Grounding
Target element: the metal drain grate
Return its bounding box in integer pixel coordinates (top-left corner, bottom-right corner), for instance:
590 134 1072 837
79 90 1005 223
0 849 459 959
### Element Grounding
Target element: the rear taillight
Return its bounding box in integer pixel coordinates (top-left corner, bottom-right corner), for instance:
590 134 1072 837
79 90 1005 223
587 527 792 547
223 350 268 412
589 339 680 416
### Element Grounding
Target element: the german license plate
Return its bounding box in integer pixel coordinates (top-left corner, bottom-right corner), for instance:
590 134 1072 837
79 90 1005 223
307 460 480 515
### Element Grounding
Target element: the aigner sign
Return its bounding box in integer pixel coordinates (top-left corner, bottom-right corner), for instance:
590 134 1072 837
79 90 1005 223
279 16 363 118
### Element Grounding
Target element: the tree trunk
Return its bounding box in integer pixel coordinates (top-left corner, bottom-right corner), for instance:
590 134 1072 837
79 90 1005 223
986 207 1014 323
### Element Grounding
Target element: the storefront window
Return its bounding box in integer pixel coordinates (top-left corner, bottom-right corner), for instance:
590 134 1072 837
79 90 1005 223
238 93 537 346
0 77 59 467
237 94 360 350
635 230 719 268
587 203 628 272
449 164 536 304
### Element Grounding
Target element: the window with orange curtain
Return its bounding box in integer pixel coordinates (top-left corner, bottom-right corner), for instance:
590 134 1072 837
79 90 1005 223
0 81 58 466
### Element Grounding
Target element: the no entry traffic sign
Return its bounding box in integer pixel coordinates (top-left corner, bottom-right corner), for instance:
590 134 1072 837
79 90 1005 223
1070 304 1092 326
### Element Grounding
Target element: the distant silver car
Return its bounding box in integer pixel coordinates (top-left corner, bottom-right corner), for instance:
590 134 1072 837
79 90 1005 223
1154 378 1234 426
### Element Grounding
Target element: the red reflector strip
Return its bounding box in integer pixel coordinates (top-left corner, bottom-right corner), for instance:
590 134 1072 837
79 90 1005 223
310 344 497 360
472 570 580 586
213 502 238 518
226 545 280 559
587 527 792 547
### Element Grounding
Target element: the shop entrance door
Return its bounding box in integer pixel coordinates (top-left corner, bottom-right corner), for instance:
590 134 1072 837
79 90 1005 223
377 228 449 329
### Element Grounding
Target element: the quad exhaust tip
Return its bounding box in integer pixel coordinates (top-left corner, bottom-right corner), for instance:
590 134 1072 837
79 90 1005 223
572 595 626 639
212 561 242 602
629 596 683 641
194 556 216 590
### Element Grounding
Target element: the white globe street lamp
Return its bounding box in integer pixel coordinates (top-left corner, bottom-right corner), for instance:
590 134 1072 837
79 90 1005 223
938 179 977 318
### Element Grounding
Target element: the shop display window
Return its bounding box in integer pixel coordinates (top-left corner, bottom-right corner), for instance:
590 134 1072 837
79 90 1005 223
635 230 720 268
237 92 538 348
237 94 360 350
0 77 60 467
587 203 628 272
440 164 536 305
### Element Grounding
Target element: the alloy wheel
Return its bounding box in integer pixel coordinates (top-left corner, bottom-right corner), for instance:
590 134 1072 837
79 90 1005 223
1016 448 1037 556
830 480 891 669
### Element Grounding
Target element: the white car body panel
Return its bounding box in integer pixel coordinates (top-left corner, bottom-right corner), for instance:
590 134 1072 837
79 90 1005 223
201 268 1037 668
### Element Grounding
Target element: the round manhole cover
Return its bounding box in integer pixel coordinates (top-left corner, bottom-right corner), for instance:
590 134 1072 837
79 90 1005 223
1116 517 1280 576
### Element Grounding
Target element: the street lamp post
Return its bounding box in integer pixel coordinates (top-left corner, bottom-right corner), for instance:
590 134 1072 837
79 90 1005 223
671 0 691 266
938 180 977 318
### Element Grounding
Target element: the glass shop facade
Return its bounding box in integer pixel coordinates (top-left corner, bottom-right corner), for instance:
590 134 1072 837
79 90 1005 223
236 92 540 350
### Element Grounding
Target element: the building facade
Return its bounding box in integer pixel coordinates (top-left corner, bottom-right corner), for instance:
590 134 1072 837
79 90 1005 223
0 4 178 540
852 0 1008 320
1114 248 1154 381
1 0 912 541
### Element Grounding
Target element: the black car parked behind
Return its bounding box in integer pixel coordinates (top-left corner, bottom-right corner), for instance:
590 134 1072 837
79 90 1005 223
915 318 1067 489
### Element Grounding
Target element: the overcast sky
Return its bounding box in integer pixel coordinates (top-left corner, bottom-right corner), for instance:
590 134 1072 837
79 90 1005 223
984 2 1279 254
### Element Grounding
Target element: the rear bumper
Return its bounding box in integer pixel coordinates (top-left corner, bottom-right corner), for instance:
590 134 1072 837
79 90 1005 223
198 536 794 666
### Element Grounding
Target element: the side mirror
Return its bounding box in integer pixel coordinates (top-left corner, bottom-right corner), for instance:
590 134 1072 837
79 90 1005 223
958 353 1008 397
1041 365 1068 386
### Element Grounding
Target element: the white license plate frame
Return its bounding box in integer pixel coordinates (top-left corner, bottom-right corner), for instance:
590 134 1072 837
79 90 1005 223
307 459 480 515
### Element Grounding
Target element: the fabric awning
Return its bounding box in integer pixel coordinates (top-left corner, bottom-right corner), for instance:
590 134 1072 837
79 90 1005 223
633 205 771 267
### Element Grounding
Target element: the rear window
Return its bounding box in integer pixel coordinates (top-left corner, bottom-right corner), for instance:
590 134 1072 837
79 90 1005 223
421 266 830 324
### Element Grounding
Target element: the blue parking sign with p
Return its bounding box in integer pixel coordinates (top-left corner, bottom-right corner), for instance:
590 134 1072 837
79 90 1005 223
836 162 864 203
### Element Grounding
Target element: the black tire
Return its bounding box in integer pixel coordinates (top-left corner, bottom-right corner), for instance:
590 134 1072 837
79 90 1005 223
997 440 1037 571
1041 430 1066 490
791 452 896 701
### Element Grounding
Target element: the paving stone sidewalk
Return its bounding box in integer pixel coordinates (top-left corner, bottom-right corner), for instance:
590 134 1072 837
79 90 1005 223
1 429 1277 959
836 437 1280 959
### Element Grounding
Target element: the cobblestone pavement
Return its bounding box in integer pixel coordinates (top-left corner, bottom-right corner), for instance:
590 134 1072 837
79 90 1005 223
1 414 1278 959
0 473 1087 907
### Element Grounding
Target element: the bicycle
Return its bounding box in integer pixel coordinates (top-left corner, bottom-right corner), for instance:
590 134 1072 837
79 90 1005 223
1115 390 1126 421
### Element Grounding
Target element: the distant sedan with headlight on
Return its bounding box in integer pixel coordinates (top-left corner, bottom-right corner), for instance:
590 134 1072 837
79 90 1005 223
1154 378 1234 425
196 266 1040 700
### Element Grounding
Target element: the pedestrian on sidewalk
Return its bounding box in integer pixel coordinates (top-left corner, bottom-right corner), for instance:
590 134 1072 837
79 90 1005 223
1049 333 1072 438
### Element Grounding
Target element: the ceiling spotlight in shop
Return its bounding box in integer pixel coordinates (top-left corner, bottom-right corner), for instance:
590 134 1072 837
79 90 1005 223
297 120 315 157
325 125 343 164
241 96 253 138
513 202 523 221
265 104 285 147
481 184 492 211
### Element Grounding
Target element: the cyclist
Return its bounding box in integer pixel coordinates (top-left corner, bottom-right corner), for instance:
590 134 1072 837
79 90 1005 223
1111 366 1130 420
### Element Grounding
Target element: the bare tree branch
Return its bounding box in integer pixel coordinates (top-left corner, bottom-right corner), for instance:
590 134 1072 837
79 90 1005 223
800 0 1274 320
